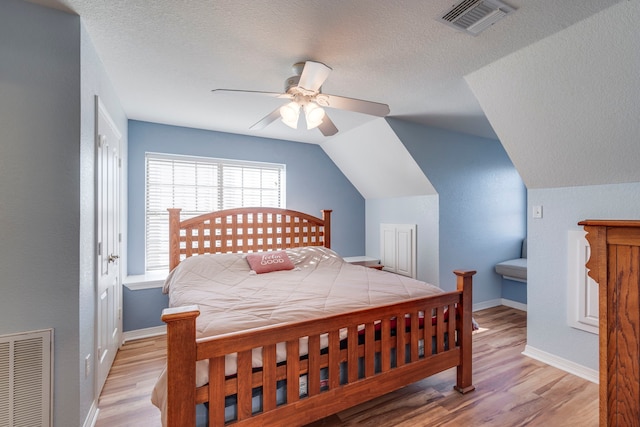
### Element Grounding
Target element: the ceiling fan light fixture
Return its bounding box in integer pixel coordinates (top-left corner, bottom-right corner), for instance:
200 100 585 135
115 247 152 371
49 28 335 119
280 102 300 129
304 103 325 130
216 60 389 137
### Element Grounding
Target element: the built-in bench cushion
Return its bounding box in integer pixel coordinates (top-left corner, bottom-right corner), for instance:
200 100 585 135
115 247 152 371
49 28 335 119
495 238 527 282
495 258 527 281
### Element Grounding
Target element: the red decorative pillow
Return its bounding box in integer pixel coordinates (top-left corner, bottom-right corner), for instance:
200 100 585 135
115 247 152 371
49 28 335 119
245 251 295 274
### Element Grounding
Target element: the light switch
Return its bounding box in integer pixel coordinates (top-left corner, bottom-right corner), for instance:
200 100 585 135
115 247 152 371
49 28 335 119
532 205 543 219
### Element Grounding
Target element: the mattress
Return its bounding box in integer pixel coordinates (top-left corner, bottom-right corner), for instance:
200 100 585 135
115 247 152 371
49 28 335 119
151 246 443 422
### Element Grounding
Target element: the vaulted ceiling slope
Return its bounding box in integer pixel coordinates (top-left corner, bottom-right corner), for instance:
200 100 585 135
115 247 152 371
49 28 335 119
466 0 640 189
28 0 624 145
321 119 437 199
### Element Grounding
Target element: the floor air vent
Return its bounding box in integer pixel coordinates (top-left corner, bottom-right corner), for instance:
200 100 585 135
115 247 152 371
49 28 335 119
0 329 53 427
438 0 515 36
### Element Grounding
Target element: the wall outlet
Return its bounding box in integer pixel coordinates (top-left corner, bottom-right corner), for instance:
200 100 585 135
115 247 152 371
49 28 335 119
532 205 543 219
85 354 91 378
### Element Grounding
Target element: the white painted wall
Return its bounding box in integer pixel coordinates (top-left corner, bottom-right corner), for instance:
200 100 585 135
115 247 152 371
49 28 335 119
528 182 640 371
320 118 436 199
366 196 440 286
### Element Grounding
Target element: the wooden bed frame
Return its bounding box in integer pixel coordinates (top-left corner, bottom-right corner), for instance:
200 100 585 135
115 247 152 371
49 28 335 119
161 207 475 426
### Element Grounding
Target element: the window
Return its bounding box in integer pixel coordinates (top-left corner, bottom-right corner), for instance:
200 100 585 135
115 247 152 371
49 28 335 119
145 153 285 271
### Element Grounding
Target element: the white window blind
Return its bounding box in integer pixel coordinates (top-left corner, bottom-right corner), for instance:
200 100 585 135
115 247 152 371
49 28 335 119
145 153 285 271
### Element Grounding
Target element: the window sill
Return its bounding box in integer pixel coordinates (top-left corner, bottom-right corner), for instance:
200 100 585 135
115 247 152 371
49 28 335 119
123 270 168 290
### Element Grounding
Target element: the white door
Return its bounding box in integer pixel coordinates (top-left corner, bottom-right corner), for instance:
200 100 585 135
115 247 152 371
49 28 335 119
96 97 122 394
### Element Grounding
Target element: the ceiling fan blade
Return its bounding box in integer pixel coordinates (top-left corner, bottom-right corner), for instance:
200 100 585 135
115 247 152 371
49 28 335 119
250 107 282 130
318 115 338 137
321 94 390 117
212 89 289 98
298 61 332 93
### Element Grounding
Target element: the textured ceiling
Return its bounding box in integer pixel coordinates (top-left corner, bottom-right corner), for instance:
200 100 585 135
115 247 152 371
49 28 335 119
27 0 624 144
467 0 640 189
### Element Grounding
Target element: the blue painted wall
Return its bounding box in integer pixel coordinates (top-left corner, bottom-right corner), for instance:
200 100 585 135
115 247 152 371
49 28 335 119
501 278 527 304
125 120 365 330
123 287 170 331
386 119 526 304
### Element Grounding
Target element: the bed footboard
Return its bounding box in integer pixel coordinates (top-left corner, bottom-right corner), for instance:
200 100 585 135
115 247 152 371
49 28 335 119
162 270 475 426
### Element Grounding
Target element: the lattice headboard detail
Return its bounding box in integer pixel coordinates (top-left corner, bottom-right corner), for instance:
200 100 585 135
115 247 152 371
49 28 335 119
168 207 332 270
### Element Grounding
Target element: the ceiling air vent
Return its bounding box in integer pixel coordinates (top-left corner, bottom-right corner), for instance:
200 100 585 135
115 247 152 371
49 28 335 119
438 0 515 36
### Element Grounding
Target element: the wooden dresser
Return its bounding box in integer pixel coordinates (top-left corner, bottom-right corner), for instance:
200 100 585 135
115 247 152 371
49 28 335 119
579 220 640 426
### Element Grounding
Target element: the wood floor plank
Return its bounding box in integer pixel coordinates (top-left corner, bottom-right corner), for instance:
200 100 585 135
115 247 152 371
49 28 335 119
95 306 598 426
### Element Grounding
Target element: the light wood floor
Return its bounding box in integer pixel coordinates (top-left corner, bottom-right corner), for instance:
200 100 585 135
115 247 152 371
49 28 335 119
95 306 598 426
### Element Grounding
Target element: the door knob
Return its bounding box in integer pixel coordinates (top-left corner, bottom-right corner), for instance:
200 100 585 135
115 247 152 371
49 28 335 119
108 254 119 263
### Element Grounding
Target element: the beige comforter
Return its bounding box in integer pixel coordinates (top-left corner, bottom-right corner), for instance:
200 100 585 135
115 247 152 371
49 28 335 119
151 246 442 422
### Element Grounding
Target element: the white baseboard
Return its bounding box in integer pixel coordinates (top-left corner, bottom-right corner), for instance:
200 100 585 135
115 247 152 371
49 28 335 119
501 298 527 312
82 401 99 427
473 298 526 312
123 325 166 343
522 344 599 384
473 298 502 312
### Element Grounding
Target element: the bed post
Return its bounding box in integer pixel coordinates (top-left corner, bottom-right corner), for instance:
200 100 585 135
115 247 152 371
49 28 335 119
453 269 476 394
168 208 182 271
321 209 332 249
161 305 200 427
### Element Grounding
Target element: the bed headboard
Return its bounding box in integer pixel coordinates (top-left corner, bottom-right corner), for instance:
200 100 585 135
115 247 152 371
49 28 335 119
167 207 332 270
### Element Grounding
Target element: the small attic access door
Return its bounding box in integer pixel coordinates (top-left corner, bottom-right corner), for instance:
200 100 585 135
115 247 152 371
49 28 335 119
380 224 417 278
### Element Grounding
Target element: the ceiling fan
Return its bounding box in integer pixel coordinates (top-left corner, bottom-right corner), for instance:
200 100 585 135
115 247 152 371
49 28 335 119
212 61 390 137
